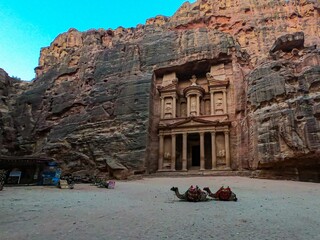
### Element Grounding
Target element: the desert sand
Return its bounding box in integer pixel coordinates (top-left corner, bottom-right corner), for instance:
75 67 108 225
1 176 320 240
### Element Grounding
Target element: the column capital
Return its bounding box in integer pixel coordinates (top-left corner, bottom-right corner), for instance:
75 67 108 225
224 129 230 134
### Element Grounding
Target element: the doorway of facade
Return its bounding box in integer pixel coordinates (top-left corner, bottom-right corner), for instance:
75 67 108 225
192 145 200 166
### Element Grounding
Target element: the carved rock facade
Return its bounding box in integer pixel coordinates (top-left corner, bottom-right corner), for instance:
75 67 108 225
0 0 319 181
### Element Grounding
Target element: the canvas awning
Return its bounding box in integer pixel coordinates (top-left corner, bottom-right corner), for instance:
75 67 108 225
0 155 55 166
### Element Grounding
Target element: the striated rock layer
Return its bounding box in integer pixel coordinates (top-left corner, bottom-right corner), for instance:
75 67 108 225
0 69 30 155
1 0 320 181
246 33 320 181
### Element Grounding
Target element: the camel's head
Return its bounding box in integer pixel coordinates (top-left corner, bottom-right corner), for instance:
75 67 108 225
170 187 177 192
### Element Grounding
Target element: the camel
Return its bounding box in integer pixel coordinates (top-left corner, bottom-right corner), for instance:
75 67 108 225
203 186 238 201
170 185 209 202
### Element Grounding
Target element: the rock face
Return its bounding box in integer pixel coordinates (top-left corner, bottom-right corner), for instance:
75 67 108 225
0 69 30 155
246 34 320 180
1 0 319 180
11 27 243 176
0 69 15 154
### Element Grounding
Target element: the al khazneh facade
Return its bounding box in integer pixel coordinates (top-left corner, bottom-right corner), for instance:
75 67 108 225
155 61 234 172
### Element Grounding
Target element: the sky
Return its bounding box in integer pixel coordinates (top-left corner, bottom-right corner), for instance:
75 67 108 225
0 0 196 81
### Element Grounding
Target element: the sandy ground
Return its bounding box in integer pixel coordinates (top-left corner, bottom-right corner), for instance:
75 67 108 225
0 176 320 240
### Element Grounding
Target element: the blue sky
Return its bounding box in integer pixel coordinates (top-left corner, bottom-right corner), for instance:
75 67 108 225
0 0 195 81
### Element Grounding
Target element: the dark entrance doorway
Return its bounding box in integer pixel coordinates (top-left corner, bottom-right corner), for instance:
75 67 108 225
192 145 200 166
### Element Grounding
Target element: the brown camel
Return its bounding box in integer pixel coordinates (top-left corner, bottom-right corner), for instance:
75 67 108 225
171 186 209 202
203 186 238 201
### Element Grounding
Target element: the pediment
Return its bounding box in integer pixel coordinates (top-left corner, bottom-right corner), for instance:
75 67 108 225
165 117 220 129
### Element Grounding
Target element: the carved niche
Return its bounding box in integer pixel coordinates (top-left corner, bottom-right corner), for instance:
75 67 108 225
214 93 224 115
158 72 178 119
206 63 230 116
164 98 173 119
216 133 226 165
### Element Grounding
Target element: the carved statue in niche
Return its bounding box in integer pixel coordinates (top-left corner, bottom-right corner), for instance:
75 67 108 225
214 93 224 114
164 101 172 118
190 75 198 86
164 152 171 160
216 97 223 108
165 102 172 112
217 149 225 157
216 134 226 165
190 97 197 116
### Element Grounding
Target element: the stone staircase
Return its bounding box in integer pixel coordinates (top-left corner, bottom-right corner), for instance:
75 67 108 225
150 170 252 178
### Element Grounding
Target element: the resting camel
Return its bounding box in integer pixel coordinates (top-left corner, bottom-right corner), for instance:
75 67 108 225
170 186 209 202
203 186 238 201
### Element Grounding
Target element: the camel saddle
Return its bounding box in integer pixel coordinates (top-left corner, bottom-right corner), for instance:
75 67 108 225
214 186 232 201
187 185 202 202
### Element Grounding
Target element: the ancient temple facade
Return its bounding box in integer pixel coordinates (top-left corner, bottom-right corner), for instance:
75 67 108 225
155 61 234 172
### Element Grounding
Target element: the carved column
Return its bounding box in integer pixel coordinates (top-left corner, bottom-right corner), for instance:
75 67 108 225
224 130 231 169
160 97 164 119
200 132 205 170
182 133 187 171
210 92 214 115
196 95 200 116
171 134 176 171
172 96 176 118
158 134 164 171
211 132 217 170
201 98 205 115
187 96 190 117
223 90 227 114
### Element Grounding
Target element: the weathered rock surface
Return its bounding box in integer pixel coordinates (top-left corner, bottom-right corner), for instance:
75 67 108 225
0 69 30 155
169 0 320 66
1 0 319 181
247 41 320 176
9 27 242 176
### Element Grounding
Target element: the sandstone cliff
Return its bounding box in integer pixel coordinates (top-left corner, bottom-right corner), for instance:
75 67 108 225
0 69 30 155
1 0 319 180
12 27 244 176
246 33 320 180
